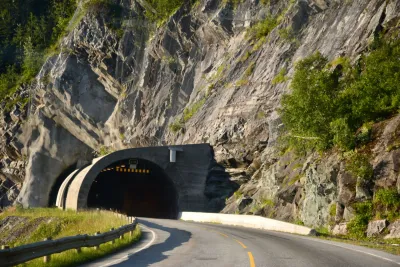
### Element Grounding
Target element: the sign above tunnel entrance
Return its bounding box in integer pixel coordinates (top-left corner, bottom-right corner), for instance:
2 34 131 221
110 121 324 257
129 159 138 169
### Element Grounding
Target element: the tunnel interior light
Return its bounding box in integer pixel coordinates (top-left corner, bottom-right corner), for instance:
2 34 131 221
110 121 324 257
121 165 125 168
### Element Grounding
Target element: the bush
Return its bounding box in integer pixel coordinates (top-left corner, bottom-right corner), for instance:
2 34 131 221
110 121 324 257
373 189 400 220
330 118 355 150
272 68 288 85
329 203 337 217
344 151 373 181
169 121 183 133
183 98 206 122
347 201 373 239
279 38 400 152
280 52 338 151
247 16 277 40
0 0 77 102
144 0 188 23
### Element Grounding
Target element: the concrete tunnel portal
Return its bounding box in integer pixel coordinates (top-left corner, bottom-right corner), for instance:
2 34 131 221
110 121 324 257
87 159 178 219
56 144 214 218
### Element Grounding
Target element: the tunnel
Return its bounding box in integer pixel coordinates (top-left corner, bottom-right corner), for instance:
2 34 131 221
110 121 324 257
87 158 178 219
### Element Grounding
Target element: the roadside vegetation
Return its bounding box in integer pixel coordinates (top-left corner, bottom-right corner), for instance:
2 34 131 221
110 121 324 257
280 37 400 153
280 35 400 246
0 0 77 108
0 207 141 267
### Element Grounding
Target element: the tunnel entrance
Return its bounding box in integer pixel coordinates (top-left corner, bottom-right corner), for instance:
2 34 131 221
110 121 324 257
87 159 178 219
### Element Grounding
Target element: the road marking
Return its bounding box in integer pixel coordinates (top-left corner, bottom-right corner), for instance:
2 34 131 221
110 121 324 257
97 224 157 267
248 252 256 267
218 232 229 238
235 239 247 248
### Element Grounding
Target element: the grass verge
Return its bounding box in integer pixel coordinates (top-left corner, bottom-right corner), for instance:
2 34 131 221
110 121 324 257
17 227 141 267
0 208 133 246
315 234 400 255
0 207 142 266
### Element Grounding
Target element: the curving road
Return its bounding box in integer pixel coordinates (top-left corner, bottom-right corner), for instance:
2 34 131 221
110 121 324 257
82 218 400 267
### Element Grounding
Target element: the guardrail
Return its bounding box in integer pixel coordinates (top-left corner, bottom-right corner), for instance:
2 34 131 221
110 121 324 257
0 212 137 267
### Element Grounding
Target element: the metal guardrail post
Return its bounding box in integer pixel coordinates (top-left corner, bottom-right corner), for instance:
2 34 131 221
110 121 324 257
110 228 115 244
43 238 52 263
94 232 100 250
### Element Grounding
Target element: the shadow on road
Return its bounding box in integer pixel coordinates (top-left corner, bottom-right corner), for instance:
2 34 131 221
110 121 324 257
116 219 191 266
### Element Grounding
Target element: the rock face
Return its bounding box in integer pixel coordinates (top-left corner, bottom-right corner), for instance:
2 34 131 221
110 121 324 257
384 220 400 239
366 220 388 237
0 0 399 227
332 223 348 236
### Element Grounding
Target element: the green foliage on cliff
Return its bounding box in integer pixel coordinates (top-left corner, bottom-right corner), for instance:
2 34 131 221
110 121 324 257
272 68 288 85
247 16 278 40
344 151 373 181
374 189 400 221
280 38 400 152
183 98 206 122
145 0 185 23
0 0 76 102
347 201 373 239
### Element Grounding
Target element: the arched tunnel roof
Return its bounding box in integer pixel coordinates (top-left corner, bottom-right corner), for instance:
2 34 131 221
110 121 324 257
56 144 213 212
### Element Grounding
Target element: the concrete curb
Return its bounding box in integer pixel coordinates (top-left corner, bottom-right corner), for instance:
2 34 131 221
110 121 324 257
178 212 316 236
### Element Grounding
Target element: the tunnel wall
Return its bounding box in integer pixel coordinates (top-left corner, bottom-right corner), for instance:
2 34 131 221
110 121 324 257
57 144 213 212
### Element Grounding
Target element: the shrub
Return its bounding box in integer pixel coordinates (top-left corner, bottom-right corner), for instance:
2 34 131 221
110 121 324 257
280 52 339 151
234 191 243 200
373 188 400 220
243 62 256 78
279 38 400 153
183 98 206 122
347 201 373 239
330 118 355 150
355 122 373 146
329 203 337 217
98 146 113 156
272 68 288 85
344 151 373 181
169 121 183 133
144 0 188 24
261 198 274 208
247 16 277 40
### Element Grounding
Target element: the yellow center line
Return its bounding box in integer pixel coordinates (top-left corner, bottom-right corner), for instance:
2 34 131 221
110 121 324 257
248 252 256 267
234 239 247 248
218 232 229 238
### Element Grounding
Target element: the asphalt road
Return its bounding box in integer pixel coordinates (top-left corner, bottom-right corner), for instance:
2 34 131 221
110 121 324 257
82 218 400 267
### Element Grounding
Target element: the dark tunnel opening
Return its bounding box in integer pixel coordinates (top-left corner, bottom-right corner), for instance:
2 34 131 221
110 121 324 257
87 159 178 219
48 162 78 207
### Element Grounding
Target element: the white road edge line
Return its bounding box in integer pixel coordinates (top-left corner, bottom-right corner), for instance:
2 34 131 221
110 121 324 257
307 237 400 265
98 223 157 267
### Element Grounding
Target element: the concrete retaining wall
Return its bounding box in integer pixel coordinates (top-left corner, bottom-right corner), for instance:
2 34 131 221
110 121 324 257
178 212 316 236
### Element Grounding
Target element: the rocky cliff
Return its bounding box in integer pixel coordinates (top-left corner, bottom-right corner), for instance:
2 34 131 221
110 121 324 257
1 0 400 231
